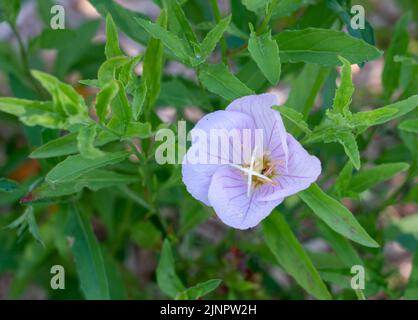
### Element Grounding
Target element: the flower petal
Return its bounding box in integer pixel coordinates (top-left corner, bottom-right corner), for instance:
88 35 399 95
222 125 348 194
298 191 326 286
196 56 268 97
258 134 321 201
226 94 288 166
182 110 255 205
208 166 284 229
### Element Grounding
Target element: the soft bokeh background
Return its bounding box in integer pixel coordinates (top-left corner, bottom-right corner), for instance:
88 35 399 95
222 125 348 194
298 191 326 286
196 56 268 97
0 0 417 299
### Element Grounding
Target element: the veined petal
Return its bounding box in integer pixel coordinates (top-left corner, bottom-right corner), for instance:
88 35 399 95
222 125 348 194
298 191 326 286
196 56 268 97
226 94 288 167
208 166 284 229
258 134 321 201
182 110 256 205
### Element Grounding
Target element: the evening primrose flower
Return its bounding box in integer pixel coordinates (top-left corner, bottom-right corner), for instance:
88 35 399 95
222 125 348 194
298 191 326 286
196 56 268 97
182 94 321 229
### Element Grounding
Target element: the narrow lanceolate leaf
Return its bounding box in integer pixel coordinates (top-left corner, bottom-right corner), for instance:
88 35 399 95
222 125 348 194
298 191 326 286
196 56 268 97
163 0 198 47
0 98 67 129
88 0 150 45
95 80 119 123
299 184 379 248
198 63 254 101
156 239 185 298
132 84 147 120
176 279 222 300
333 56 354 115
337 130 360 170
399 119 418 133
66 204 110 300
46 151 129 184
32 70 87 116
109 81 133 129
352 95 418 126
33 170 137 199
200 15 231 61
334 161 353 197
135 16 192 64
105 14 123 59
141 10 166 118
77 125 105 159
30 131 118 159
248 28 281 85
317 221 363 268
273 105 311 134
348 162 410 193
382 13 410 99
350 107 398 128
262 211 332 300
274 28 382 66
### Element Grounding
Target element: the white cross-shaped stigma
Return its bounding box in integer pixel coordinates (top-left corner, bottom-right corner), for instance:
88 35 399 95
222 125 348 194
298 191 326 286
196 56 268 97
229 147 272 198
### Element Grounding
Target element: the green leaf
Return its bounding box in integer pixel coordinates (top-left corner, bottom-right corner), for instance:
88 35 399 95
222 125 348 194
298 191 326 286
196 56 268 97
333 56 354 115
54 20 101 78
125 122 152 139
262 211 332 300
399 119 418 133
273 105 311 134
242 0 270 13
200 15 231 61
108 80 133 130
4 206 44 247
326 0 376 57
156 239 185 298
77 124 105 159
97 56 131 85
353 95 418 126
32 70 87 116
132 84 147 120
30 131 118 159
275 28 382 66
350 107 398 128
0 97 73 129
66 204 110 299
29 29 77 51
88 0 149 45
334 161 353 197
95 80 119 123
33 170 137 199
337 130 360 170
105 13 123 59
272 0 312 18
198 63 254 101
141 10 166 118
317 221 363 268
163 0 198 47
299 184 379 247
0 178 19 192
135 15 192 64
176 279 222 300
46 151 129 184
382 13 410 99
248 27 281 85
348 162 410 193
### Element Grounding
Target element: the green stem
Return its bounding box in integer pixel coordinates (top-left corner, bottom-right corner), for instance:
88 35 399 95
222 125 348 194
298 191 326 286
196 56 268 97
210 0 228 64
257 0 278 35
